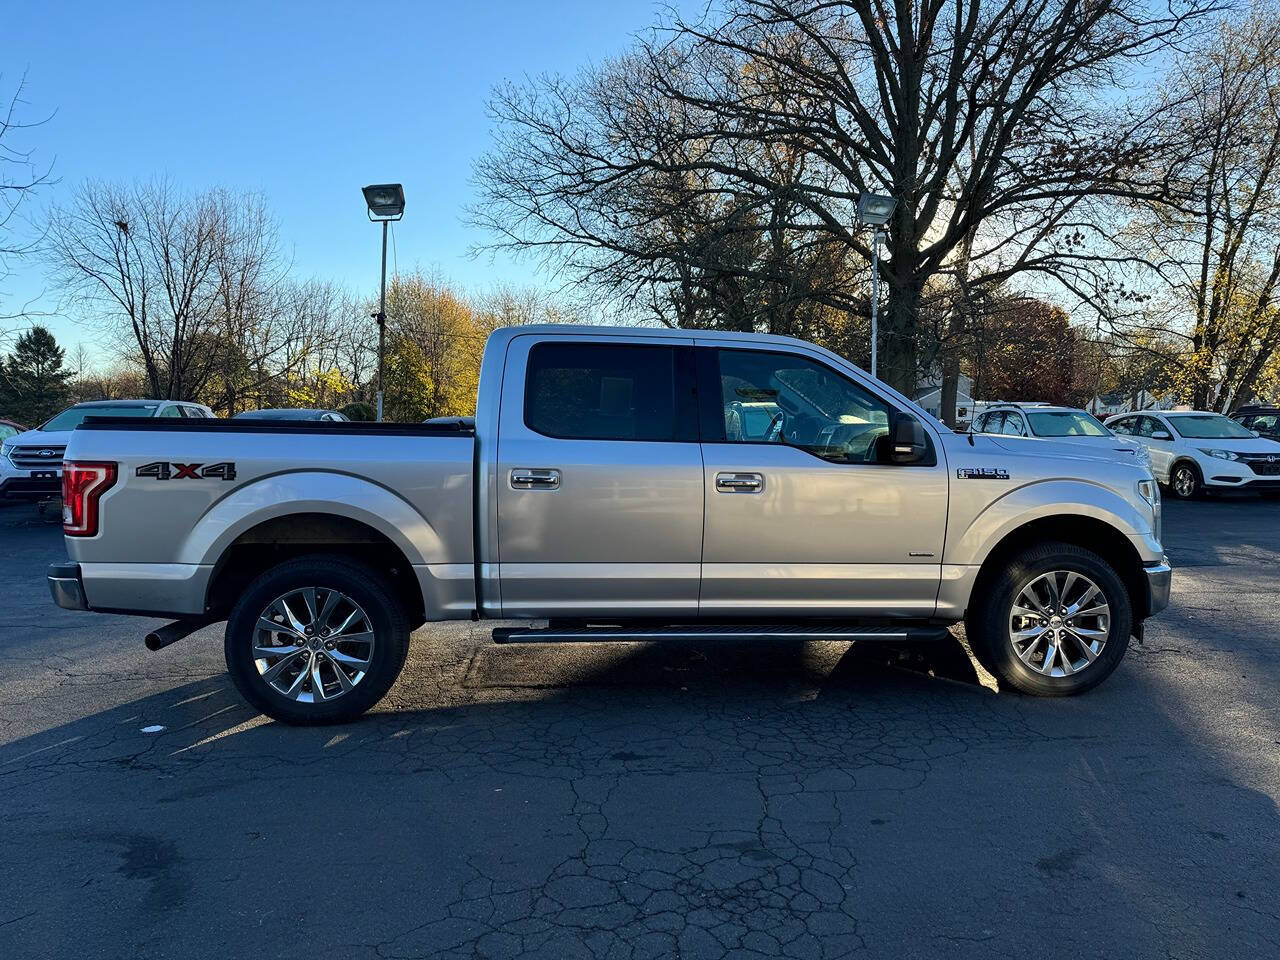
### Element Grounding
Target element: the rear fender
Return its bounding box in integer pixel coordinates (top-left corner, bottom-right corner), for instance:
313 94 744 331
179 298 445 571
180 471 444 568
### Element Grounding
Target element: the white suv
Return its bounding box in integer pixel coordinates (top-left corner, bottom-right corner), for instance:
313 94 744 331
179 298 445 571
1 399 215 501
1106 410 1280 500
970 403 1151 468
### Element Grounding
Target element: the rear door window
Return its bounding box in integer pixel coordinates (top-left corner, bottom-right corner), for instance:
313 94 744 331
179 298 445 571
524 342 694 442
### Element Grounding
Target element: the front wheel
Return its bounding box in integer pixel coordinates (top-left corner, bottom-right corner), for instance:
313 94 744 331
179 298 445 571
966 542 1132 696
225 556 410 724
1167 461 1202 500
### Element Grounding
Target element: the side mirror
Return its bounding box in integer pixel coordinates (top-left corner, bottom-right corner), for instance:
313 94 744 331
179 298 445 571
1151 430 1172 441
889 414 929 465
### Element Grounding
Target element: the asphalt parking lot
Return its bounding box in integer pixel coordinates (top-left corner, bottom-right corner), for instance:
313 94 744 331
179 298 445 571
2 498 1278 960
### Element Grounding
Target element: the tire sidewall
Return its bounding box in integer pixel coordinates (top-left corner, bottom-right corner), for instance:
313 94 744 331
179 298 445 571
971 543 1132 696
225 556 409 724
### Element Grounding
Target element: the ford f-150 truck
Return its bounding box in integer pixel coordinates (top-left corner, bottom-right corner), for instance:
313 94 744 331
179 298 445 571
48 326 1171 723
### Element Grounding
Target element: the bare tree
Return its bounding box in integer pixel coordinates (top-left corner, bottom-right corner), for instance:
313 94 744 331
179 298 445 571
0 71 55 329
1124 6 1280 410
475 0 1216 394
46 180 300 404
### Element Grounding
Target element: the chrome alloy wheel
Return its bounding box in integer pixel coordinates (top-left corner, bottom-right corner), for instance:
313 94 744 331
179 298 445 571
1007 570 1111 677
252 587 375 702
1173 465 1197 498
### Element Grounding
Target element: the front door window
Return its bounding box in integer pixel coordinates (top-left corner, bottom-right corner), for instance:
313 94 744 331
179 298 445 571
709 348 891 463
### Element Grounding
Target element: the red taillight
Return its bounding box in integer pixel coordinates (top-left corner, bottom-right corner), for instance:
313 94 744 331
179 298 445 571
62 461 117 537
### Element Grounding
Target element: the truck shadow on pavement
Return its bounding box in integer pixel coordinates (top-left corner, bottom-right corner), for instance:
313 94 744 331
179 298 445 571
3 629 1278 960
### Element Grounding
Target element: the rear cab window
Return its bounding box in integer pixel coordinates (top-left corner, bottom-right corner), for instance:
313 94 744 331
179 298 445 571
523 341 696 442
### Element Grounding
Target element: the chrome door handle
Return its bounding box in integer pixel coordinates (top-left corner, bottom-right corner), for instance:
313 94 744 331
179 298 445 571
716 472 763 493
510 468 561 490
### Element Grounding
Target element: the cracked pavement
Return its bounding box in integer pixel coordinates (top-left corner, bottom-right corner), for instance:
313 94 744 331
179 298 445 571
1 498 1278 959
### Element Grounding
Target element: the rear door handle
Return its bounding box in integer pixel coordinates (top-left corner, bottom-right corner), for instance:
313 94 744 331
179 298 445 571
716 472 763 493
510 468 561 490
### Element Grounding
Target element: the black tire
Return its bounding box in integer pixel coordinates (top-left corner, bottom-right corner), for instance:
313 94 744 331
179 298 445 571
965 542 1132 696
1166 460 1202 500
225 555 409 724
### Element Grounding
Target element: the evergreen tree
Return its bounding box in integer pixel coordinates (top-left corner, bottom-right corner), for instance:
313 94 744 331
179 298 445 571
0 325 74 426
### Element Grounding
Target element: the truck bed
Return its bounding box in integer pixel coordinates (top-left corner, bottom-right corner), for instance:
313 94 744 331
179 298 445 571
62 415 478 617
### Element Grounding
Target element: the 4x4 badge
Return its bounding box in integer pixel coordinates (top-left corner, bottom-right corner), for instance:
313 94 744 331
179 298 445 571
957 467 1010 479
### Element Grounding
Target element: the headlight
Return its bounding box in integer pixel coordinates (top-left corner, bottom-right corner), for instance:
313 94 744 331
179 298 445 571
1137 478 1159 506
1198 448 1239 461
0 442 12 465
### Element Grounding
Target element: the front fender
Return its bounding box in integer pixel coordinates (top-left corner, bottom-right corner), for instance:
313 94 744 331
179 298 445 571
180 470 446 568
946 478 1159 569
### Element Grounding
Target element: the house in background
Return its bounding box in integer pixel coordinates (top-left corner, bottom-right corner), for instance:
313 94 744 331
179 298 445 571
1085 390 1177 417
915 373 975 423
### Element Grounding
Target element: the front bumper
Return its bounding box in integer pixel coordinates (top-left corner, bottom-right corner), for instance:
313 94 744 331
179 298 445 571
48 562 89 611
0 474 61 500
1142 557 1172 618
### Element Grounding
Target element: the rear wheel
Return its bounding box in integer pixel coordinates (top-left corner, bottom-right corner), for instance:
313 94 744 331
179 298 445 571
225 556 409 724
1168 461 1202 500
966 542 1132 696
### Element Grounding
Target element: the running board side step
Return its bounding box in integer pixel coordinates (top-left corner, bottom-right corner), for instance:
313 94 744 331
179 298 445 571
492 624 952 644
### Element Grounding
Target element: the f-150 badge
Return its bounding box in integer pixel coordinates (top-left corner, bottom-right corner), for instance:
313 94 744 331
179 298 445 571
957 466 1010 479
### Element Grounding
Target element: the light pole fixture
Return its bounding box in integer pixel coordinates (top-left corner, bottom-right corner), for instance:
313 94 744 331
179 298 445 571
362 183 406 421
856 191 897 380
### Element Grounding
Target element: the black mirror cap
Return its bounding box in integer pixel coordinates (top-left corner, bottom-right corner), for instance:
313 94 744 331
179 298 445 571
889 414 933 465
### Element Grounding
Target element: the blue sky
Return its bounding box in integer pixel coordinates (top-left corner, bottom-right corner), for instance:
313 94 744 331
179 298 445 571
5 1 680 356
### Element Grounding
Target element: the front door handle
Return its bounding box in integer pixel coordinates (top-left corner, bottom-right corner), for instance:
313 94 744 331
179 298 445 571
716 472 763 493
510 468 561 490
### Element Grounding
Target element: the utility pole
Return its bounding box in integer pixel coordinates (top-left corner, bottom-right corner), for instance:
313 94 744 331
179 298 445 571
376 219 388 422
361 184 406 423
871 227 882 380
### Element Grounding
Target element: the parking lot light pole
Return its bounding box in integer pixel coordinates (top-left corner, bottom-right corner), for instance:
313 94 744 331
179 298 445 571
362 184 406 421
856 192 897 380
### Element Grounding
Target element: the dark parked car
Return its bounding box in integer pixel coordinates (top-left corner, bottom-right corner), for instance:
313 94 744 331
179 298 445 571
232 408 350 422
1233 405 1280 442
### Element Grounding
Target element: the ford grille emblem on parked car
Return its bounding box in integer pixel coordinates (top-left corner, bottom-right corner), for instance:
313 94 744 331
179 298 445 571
37 449 55 458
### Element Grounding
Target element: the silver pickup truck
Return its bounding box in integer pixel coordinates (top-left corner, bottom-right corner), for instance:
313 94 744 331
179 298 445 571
49 325 1170 723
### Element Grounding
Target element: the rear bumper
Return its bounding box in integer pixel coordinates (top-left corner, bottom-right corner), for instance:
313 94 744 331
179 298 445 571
48 563 89 611
47 561 211 616
1142 558 1172 618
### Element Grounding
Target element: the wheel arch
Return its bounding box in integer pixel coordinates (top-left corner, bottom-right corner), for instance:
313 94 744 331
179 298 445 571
969 515 1146 629
204 513 424 626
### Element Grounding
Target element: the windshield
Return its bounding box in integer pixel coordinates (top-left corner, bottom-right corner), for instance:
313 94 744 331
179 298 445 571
1026 411 1110 437
42 405 158 430
1166 414 1255 439
234 409 324 419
